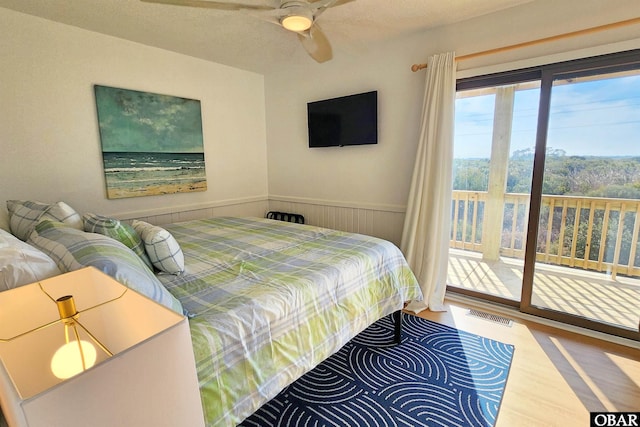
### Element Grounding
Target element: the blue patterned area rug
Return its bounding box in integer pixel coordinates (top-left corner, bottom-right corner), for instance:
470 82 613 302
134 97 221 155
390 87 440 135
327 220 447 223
240 313 514 427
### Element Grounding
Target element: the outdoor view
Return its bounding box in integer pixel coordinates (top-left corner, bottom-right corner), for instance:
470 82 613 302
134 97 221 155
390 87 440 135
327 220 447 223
449 67 640 332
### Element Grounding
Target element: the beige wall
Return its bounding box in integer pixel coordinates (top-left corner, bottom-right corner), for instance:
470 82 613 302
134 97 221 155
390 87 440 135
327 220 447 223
2 1 639 241
0 8 269 229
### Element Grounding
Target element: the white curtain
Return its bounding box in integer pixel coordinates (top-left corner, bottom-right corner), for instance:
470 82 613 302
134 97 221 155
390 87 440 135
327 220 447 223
401 51 456 313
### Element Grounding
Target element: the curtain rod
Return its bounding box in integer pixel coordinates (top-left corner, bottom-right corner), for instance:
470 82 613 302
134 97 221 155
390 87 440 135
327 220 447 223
411 17 640 72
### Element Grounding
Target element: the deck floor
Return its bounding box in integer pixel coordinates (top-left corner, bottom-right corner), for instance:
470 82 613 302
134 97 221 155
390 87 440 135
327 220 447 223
447 249 640 331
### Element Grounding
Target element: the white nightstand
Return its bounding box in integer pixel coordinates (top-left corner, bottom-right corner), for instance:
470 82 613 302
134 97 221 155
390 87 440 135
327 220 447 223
0 267 204 427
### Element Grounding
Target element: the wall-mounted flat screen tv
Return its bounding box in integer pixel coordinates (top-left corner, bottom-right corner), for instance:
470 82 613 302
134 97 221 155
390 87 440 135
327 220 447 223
307 91 378 148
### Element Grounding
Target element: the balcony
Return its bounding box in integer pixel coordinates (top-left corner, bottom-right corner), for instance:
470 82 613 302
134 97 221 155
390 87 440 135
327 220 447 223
449 190 640 331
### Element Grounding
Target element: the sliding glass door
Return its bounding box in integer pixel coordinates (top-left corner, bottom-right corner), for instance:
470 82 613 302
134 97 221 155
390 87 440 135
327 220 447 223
450 78 539 304
448 50 640 340
525 61 640 334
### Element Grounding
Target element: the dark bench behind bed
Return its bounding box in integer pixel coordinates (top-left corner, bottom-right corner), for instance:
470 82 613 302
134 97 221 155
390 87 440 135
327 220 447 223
266 211 305 224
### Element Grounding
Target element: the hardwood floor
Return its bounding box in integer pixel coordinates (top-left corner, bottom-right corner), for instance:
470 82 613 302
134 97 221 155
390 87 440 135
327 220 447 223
412 299 640 427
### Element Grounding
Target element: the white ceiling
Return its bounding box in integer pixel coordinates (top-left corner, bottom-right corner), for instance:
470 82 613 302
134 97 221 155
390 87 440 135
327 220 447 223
0 0 532 74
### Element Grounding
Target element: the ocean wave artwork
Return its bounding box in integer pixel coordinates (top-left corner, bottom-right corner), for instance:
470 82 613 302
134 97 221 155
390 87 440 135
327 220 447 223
102 151 206 198
95 85 207 199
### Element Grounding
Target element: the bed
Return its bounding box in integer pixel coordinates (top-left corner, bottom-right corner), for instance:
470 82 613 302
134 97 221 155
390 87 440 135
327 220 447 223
0 201 422 426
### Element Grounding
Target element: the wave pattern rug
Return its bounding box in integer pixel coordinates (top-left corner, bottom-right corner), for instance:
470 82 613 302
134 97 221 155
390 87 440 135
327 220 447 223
240 313 514 427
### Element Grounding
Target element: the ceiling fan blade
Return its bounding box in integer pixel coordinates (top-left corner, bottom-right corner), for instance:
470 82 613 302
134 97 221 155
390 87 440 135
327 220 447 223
140 0 273 11
297 24 332 63
310 0 354 16
310 0 354 6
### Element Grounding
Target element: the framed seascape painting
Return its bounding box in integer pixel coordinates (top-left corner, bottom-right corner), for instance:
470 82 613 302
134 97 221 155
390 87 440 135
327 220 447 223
94 85 207 199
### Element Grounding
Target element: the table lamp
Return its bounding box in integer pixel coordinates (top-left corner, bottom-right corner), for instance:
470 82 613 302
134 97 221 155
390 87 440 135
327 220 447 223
0 267 204 427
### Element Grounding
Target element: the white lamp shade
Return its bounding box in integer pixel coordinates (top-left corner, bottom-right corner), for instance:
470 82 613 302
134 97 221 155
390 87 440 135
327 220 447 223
0 267 205 427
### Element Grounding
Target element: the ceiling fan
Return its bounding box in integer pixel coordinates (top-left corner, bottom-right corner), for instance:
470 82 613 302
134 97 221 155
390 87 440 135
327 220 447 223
140 0 354 63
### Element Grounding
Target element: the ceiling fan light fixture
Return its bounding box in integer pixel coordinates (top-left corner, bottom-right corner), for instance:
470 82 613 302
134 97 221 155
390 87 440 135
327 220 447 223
281 4 313 32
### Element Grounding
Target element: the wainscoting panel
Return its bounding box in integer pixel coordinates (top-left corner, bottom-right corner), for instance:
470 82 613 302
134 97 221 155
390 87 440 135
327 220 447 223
268 198 406 247
119 198 269 226
117 196 406 247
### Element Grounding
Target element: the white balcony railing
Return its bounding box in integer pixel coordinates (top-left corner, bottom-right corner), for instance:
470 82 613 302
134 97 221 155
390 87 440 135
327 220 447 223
451 190 640 279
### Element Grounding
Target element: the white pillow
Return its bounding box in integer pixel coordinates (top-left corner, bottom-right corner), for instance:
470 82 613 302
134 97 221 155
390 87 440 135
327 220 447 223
0 228 61 291
0 207 9 232
6 200 83 241
131 220 185 274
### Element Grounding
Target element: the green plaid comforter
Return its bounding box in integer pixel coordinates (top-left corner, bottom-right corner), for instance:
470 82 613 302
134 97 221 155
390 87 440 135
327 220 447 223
158 217 422 426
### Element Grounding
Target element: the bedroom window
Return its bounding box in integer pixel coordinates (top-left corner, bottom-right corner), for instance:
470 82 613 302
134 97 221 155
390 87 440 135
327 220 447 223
448 49 640 341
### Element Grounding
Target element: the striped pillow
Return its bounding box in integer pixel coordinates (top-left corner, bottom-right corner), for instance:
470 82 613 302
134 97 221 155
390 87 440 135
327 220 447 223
131 220 185 275
28 220 183 314
7 200 82 241
82 213 153 271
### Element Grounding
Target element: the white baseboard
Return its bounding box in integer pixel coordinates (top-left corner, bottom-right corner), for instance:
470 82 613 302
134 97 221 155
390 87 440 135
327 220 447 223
446 293 640 350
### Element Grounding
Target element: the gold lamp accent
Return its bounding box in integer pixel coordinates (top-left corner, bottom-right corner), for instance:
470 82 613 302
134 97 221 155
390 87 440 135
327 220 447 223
44 292 114 380
50 296 99 379
56 295 77 319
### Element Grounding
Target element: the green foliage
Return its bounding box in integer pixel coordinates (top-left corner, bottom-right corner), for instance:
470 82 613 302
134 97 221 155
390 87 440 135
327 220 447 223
453 155 640 271
454 155 640 197
452 159 489 191
587 185 640 199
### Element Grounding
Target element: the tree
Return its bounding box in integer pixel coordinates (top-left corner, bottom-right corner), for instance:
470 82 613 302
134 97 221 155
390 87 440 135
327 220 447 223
453 154 640 271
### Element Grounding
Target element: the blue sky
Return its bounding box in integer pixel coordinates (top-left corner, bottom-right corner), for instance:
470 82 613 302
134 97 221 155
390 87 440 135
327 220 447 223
453 73 640 158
